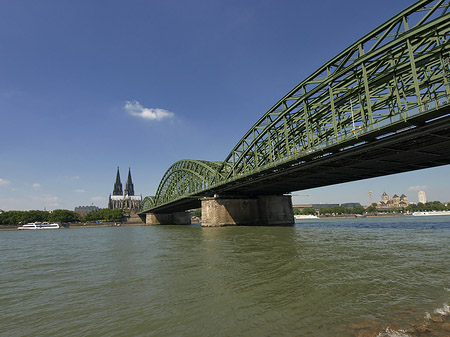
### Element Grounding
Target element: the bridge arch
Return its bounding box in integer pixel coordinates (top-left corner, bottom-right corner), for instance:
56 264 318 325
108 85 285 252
152 160 225 206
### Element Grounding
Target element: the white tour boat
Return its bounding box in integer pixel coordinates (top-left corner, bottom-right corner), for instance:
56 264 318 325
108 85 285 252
412 211 450 216
18 222 60 230
294 214 319 220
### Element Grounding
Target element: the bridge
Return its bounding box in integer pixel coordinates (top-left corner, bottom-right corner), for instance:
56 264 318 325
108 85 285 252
139 0 450 226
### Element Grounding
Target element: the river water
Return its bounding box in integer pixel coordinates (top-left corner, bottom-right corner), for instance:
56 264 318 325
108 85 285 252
1 216 450 337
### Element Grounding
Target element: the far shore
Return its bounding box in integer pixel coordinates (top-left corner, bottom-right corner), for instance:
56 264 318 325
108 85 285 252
0 213 408 231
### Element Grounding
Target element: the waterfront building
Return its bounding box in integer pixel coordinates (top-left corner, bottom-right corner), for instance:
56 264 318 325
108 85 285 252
341 202 361 209
418 190 427 204
75 205 100 217
108 167 142 212
399 194 408 208
381 192 390 205
378 192 409 209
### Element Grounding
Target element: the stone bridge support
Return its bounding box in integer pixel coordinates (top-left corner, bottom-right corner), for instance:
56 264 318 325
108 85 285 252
145 212 191 225
201 195 294 227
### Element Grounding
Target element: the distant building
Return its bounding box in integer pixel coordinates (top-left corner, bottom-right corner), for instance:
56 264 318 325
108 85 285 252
75 205 100 217
341 202 361 209
108 167 142 212
418 190 427 204
378 192 409 209
399 194 408 208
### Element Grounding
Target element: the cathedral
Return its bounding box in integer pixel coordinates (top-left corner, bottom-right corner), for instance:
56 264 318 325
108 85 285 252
108 167 142 212
378 192 409 209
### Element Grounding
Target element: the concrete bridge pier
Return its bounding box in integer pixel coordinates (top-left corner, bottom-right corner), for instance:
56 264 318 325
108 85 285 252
146 212 191 225
201 195 294 227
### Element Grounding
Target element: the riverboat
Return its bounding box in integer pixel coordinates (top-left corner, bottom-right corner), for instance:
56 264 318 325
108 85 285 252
412 211 450 216
18 222 60 230
294 214 319 220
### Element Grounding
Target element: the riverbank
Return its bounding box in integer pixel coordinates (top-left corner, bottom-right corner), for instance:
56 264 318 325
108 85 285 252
0 222 149 231
0 213 407 230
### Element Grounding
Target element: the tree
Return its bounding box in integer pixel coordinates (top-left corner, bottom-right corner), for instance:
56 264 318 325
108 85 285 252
301 207 317 215
0 210 50 225
353 206 365 214
84 208 123 222
365 205 377 213
49 210 81 223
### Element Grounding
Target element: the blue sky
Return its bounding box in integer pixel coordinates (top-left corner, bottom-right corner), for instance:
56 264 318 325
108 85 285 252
1 0 449 211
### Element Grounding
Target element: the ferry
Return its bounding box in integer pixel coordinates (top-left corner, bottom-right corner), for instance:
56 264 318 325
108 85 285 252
412 211 450 217
294 214 319 220
18 222 60 230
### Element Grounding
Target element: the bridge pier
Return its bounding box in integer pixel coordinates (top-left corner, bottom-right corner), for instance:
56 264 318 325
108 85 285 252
201 195 294 227
146 212 191 225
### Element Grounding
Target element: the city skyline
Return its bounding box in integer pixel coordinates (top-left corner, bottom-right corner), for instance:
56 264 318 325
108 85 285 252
1 0 449 211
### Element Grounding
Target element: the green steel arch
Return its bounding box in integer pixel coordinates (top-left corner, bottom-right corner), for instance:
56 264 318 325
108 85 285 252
148 160 226 209
143 0 450 211
220 0 450 178
142 196 156 209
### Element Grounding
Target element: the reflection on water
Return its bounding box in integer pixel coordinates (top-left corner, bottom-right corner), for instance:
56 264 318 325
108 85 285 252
1 216 449 336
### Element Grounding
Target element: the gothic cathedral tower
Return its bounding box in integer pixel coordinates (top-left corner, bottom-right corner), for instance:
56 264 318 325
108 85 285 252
124 168 134 196
113 167 123 196
108 167 142 211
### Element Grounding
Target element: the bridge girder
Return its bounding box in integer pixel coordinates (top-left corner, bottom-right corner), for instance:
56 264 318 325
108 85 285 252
141 0 450 214
221 0 450 178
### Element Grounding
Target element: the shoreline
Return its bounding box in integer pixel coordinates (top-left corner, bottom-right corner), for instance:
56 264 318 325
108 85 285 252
0 213 406 231
0 222 149 231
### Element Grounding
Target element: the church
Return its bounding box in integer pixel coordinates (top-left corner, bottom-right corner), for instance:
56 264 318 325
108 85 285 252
108 167 142 212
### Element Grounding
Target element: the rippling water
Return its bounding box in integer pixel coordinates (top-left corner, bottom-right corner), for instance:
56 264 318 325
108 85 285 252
1 216 450 336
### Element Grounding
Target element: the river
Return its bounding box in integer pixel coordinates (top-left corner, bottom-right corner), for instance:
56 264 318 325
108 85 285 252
1 216 449 336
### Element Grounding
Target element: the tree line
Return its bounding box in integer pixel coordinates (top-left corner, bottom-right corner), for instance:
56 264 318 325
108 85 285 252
0 209 124 225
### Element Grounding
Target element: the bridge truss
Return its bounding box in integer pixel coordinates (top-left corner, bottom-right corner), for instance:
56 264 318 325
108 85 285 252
142 0 450 213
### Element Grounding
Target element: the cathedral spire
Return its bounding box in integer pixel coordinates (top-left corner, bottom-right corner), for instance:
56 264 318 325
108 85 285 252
113 167 123 196
124 167 135 196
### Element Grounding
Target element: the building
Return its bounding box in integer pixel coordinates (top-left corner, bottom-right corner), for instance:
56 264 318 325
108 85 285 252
341 202 362 209
378 192 409 209
74 205 100 217
108 167 142 212
418 190 427 204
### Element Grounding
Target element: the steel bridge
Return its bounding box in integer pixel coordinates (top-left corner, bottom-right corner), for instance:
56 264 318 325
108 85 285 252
140 0 450 216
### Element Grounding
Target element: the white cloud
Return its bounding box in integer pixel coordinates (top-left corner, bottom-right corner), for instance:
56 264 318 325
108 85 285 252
32 183 40 188
125 100 174 121
75 189 85 193
91 196 106 201
408 185 429 191
0 179 11 186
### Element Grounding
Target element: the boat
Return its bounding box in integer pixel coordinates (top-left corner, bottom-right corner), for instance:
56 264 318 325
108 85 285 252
294 214 319 220
412 211 450 216
18 222 60 230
